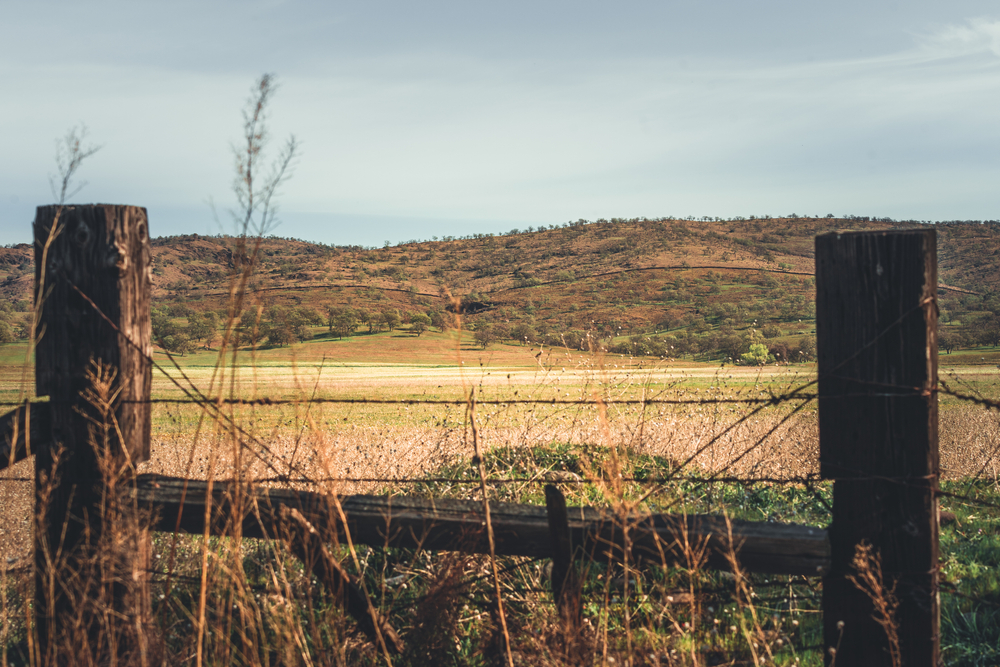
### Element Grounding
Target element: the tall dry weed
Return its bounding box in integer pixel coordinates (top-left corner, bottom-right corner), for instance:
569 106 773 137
845 542 901 667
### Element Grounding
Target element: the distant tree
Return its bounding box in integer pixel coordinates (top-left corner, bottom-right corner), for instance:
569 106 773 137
740 343 774 366
355 308 373 333
768 342 790 363
152 308 179 344
263 306 315 346
791 336 817 362
938 329 959 354
265 324 296 347
293 307 324 327
0 320 13 344
656 309 685 332
510 322 537 345
554 270 575 282
332 311 356 339
381 309 401 332
237 307 266 347
410 313 431 336
13 315 29 341
474 325 497 349
325 305 340 332
186 311 219 348
761 323 782 339
429 310 447 331
979 322 1000 348
718 331 746 361
167 303 194 318
157 333 194 355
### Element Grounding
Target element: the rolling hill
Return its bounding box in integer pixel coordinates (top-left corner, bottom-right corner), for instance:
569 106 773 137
1 215 998 362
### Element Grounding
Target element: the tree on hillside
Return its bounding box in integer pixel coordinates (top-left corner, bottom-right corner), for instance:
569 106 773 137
353 308 373 333
939 329 959 354
740 343 774 366
978 320 1000 348
656 309 685 332
152 308 198 355
429 310 447 332
187 311 220 348
491 322 510 342
0 320 14 344
410 313 431 336
264 306 315 346
474 324 497 349
332 311 357 339
791 336 817 361
325 305 342 332
237 307 266 347
265 323 295 347
717 329 746 361
380 309 401 332
768 341 790 363
165 333 196 355
294 307 324 327
152 308 178 341
510 322 537 345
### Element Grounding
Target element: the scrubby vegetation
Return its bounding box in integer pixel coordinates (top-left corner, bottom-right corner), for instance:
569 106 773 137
4 215 999 365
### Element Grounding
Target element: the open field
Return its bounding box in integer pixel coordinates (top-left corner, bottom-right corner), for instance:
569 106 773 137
2 338 999 664
3 350 997 549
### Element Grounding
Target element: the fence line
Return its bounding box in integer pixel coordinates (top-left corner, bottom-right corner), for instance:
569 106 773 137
3 383 995 408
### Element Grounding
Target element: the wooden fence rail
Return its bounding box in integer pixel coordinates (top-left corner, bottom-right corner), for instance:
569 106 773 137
0 205 940 665
133 474 831 577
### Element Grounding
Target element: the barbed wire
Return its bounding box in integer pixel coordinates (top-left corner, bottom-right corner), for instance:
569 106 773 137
0 394 819 407
251 473 828 486
1 381 991 410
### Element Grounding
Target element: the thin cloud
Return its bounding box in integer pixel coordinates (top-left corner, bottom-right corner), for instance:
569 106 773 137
917 17 1000 58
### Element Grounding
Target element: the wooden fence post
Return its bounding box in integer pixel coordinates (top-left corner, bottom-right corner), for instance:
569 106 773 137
816 230 939 666
544 485 582 637
33 204 153 662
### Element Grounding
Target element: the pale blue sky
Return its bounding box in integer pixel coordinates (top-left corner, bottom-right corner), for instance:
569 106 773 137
2 1 1000 246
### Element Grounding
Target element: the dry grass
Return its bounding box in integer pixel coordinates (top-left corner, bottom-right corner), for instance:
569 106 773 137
845 543 901 667
3 390 998 565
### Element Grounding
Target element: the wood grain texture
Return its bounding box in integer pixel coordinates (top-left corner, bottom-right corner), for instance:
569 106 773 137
135 474 831 577
32 204 153 663
816 229 939 667
34 204 152 462
545 484 582 632
0 403 50 470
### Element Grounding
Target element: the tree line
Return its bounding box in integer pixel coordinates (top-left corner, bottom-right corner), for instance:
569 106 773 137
150 303 448 354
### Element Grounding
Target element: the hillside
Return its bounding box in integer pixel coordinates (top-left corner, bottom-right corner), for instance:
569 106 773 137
1 216 998 362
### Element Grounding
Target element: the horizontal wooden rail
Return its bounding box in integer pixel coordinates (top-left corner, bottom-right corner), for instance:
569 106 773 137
135 474 830 577
0 403 49 471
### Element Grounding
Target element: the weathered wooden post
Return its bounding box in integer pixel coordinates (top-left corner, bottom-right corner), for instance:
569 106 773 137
544 485 582 639
816 229 939 666
32 204 152 662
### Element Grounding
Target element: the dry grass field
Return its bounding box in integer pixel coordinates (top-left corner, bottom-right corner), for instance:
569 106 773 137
3 352 996 565
1 336 998 665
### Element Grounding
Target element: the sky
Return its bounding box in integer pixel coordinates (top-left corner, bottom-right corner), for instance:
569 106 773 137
2 1 1000 247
